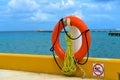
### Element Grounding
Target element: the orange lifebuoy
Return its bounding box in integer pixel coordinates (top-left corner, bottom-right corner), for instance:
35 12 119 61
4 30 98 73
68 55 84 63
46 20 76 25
52 16 91 61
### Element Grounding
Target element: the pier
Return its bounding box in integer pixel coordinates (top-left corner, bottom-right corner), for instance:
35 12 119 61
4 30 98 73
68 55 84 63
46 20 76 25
108 32 120 36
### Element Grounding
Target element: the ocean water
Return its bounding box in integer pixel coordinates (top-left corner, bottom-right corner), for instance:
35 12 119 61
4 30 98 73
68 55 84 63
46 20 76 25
0 31 120 59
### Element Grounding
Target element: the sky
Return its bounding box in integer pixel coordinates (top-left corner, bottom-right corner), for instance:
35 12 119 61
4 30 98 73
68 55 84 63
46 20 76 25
0 0 120 31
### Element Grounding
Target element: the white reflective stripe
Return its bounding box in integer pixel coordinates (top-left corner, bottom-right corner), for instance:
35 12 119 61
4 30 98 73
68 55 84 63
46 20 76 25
69 26 82 53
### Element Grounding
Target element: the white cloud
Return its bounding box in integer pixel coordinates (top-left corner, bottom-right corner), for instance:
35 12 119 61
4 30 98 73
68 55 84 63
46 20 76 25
72 11 83 19
30 11 50 21
29 0 76 21
29 10 57 22
30 13 47 21
103 4 112 11
62 0 75 9
8 0 39 12
48 2 60 10
6 0 115 22
46 0 75 10
80 2 113 11
62 0 75 6
90 14 113 19
81 3 98 9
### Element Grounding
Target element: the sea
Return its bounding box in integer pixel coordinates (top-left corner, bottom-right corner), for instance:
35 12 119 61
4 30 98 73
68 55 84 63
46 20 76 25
0 31 120 59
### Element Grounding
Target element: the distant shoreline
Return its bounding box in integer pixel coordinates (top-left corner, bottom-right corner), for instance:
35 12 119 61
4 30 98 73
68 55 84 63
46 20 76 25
0 30 120 32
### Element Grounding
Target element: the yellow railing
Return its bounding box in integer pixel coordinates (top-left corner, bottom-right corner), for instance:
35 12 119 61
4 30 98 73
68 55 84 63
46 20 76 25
0 53 120 80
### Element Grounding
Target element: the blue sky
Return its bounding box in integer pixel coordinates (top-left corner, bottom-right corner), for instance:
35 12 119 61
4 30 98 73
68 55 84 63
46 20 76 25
0 0 120 31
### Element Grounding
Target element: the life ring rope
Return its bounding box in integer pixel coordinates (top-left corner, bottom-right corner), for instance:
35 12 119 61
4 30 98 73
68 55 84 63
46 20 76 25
50 17 90 71
52 16 90 61
61 18 90 65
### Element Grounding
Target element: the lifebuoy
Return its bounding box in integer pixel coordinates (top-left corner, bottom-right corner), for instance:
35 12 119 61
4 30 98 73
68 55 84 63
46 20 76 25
52 16 91 61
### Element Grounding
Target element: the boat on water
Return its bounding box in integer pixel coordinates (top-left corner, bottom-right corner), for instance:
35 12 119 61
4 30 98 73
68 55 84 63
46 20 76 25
35 30 41 32
108 31 120 36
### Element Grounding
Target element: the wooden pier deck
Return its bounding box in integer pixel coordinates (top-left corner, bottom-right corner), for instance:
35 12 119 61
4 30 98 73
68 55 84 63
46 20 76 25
108 32 120 36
